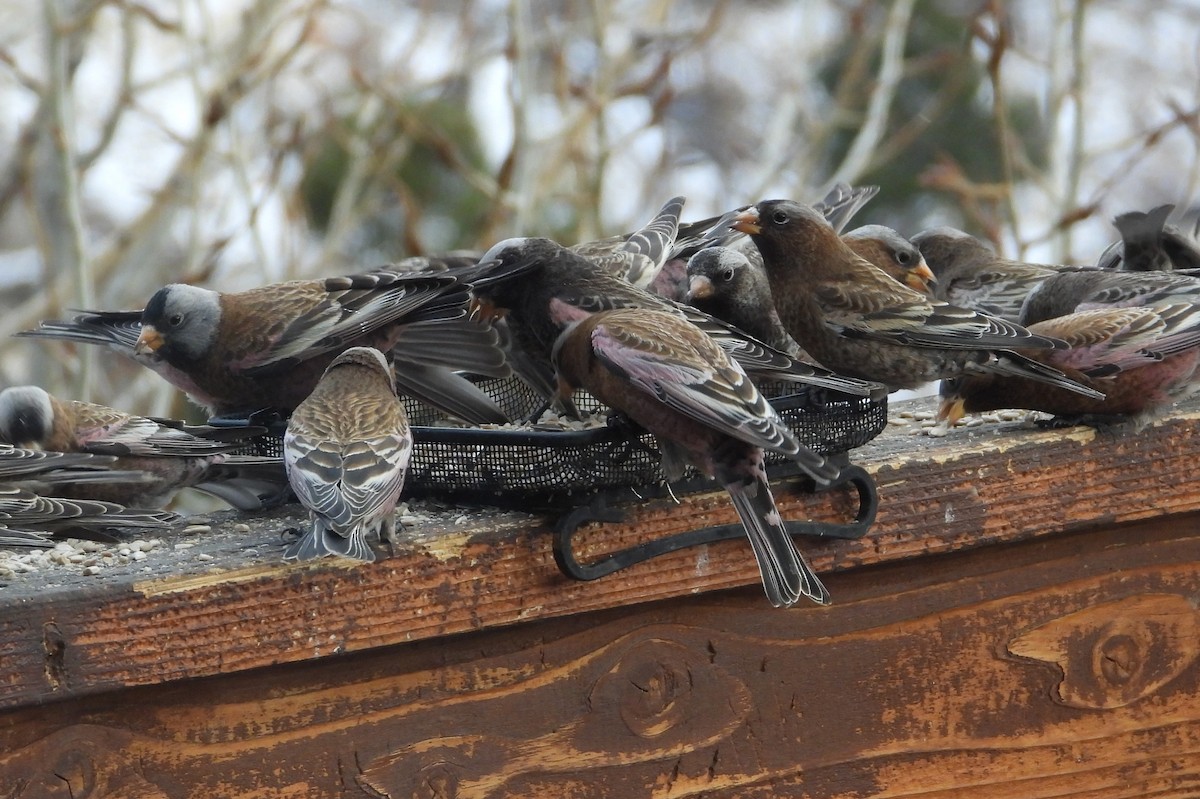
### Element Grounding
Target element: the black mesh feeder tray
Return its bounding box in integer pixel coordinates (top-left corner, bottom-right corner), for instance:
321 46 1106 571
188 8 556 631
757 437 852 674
215 377 886 583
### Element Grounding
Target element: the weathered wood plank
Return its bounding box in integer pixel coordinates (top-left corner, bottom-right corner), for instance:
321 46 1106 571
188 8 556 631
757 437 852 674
0 399 1198 709
1 513 1197 797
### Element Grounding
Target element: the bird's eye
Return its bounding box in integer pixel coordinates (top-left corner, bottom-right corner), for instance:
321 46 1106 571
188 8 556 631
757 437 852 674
168 313 184 327
771 210 789 225
721 268 734 282
896 250 912 265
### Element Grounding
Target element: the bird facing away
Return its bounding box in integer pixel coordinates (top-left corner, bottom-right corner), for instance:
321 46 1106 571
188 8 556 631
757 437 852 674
731 200 1104 399
19 257 522 424
1096 204 1200 272
551 305 834 607
911 226 1077 321
284 347 412 563
0 385 286 510
472 236 886 407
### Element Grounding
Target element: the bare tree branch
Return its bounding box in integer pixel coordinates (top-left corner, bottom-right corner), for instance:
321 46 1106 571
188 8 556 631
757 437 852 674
828 0 916 186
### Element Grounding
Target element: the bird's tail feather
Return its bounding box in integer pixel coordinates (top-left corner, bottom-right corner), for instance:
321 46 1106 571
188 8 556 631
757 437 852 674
987 352 1107 400
726 475 831 608
285 519 375 563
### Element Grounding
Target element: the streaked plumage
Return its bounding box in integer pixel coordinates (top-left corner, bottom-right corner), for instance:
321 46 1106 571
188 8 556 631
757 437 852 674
0 445 179 547
0 385 286 510
911 226 1079 321
473 236 886 407
551 307 833 607
284 347 411 563
733 200 1104 398
19 257 523 424
1022 268 1200 325
940 303 1200 424
570 196 684 288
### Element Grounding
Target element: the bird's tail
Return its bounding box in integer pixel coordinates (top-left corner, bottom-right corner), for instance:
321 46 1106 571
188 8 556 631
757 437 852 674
986 352 1107 400
725 474 831 608
285 517 376 563
16 310 144 351
194 456 291 511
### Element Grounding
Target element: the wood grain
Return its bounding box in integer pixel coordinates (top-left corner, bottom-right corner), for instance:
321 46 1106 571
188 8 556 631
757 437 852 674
1 513 1197 797
1 399 1199 710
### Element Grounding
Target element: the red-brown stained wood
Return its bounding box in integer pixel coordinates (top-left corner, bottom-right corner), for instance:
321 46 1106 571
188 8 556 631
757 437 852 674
0 514 1198 797
0 402 1199 712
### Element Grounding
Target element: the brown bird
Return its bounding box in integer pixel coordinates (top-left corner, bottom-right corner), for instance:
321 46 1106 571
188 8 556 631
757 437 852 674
19 256 521 424
939 303 1200 425
653 184 882 303
687 226 935 352
0 385 286 510
473 236 886 406
551 306 834 607
843 225 937 294
912 226 1078 321
732 200 1104 398
284 347 411 563
1096 204 1200 272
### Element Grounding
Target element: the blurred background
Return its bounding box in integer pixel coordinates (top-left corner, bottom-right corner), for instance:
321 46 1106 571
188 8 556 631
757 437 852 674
1 0 1199 420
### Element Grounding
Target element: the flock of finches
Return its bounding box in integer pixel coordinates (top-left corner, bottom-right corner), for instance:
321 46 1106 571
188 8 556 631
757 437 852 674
3 184 1199 608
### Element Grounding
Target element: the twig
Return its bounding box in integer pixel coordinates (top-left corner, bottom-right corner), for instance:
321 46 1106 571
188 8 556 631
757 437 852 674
828 0 917 186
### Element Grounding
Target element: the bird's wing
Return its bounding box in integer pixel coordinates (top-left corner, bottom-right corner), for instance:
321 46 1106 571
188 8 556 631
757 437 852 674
285 425 410 532
589 317 801 458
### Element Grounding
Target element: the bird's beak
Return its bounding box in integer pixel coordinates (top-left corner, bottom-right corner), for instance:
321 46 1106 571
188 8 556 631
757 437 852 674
936 394 967 426
686 274 714 301
905 260 938 294
134 326 163 358
730 208 762 235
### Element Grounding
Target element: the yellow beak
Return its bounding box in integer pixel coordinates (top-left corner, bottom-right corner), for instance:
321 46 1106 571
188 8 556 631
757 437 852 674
905 261 938 295
135 326 164 357
730 208 762 235
686 274 715 301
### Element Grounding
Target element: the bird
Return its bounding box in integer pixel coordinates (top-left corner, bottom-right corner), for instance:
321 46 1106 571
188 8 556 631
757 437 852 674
649 184 883 303
550 306 834 607
1020 268 1200 326
939 303 1200 425
842 225 937 295
569 196 685 288
911 226 1080 321
731 200 1105 398
18 256 525 424
1096 204 1200 273
471 236 887 406
0 445 180 548
0 385 287 510
685 246 808 359
685 227 934 363
283 346 411 563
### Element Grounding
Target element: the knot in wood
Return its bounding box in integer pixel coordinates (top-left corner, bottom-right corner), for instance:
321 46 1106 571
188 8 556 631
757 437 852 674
1097 633 1140 686
618 651 692 739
